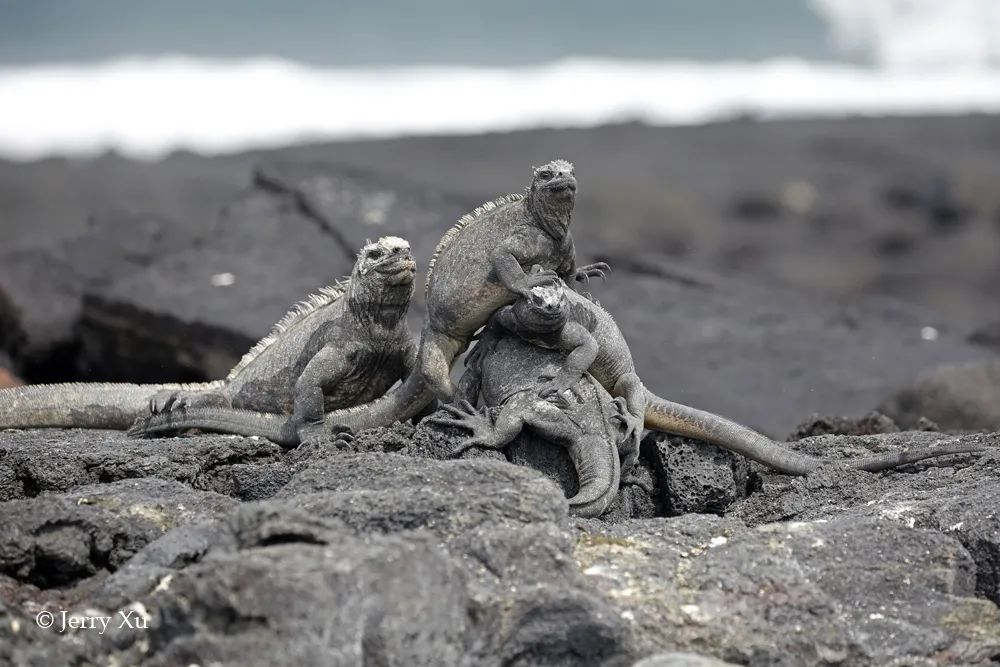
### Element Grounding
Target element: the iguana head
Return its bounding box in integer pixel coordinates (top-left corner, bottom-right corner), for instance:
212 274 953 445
355 236 415 284
527 159 576 236
512 281 570 334
350 236 416 325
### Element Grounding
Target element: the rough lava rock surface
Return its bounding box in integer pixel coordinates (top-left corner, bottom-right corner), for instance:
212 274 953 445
1 424 997 666
878 359 1000 432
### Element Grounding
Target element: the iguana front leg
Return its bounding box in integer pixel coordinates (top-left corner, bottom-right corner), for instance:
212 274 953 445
554 241 610 294
489 247 559 298
537 322 599 402
291 344 354 445
427 400 518 455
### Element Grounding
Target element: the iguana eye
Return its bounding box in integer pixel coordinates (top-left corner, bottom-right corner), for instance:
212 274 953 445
538 170 553 180
367 248 384 259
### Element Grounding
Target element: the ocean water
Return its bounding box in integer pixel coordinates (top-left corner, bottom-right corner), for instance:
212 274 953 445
1 0 999 159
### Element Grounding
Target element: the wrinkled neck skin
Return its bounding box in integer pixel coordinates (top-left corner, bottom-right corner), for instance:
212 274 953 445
527 187 573 241
348 276 413 331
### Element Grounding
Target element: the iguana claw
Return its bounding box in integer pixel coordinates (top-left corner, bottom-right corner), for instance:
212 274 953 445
127 416 151 438
425 400 500 456
574 262 611 284
297 423 355 451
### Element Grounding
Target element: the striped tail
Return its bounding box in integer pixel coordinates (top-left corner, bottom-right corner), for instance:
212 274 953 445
0 382 220 430
565 434 621 518
129 406 296 446
130 372 435 448
565 376 623 517
642 389 988 475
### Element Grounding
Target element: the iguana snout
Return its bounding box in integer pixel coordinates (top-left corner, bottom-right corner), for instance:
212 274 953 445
532 159 576 201
515 283 570 332
354 236 416 288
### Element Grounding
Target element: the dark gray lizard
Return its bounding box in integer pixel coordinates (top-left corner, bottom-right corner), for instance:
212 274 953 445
428 286 627 518
1 237 417 446
131 159 608 439
484 280 990 476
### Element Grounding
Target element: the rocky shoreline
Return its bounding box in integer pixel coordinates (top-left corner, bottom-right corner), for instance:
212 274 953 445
2 116 1000 664
1 419 998 665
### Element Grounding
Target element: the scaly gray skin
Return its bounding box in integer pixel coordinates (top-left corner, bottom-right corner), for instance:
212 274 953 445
428 294 626 518
141 160 609 437
488 280 991 476
3 237 417 446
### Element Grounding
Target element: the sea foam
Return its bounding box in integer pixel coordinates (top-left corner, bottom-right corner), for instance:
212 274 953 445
811 0 1000 69
2 55 1000 160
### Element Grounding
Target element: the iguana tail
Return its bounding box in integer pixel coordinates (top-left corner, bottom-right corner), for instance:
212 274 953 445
642 389 987 475
130 373 434 447
129 406 297 446
565 433 621 518
565 376 624 517
0 382 221 430
318 372 434 431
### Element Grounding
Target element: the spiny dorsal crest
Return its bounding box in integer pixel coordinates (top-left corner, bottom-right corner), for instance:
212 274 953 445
226 279 350 380
425 193 524 294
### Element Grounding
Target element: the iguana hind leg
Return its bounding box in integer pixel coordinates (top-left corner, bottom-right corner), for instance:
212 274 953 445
418 326 469 402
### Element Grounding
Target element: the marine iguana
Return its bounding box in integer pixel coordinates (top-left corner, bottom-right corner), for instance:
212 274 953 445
428 285 627 518
481 280 990 476
133 159 608 440
1 237 417 445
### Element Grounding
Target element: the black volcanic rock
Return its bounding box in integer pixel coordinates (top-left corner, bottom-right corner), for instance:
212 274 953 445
0 479 235 591
0 211 200 381
591 266 990 438
878 360 1000 432
0 429 284 501
74 164 470 382
640 433 752 515
969 320 1000 353
577 514 1000 665
0 426 997 665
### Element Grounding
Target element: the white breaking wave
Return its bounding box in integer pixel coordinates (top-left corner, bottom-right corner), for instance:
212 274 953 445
810 0 1000 69
3 56 1000 160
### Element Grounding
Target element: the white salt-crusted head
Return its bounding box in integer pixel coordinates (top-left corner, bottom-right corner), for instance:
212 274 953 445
358 236 412 275
529 283 565 308
533 159 574 179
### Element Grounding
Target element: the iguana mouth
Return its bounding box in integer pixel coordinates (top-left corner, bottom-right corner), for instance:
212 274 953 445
374 257 417 285
545 177 577 194
373 257 416 274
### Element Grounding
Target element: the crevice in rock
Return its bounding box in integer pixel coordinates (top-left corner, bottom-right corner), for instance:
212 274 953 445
252 165 358 265
256 533 326 548
76 295 250 383
594 253 716 290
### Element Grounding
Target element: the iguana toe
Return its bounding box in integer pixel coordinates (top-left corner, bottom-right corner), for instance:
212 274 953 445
574 262 611 283
452 435 501 457
619 470 654 494
127 416 151 438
